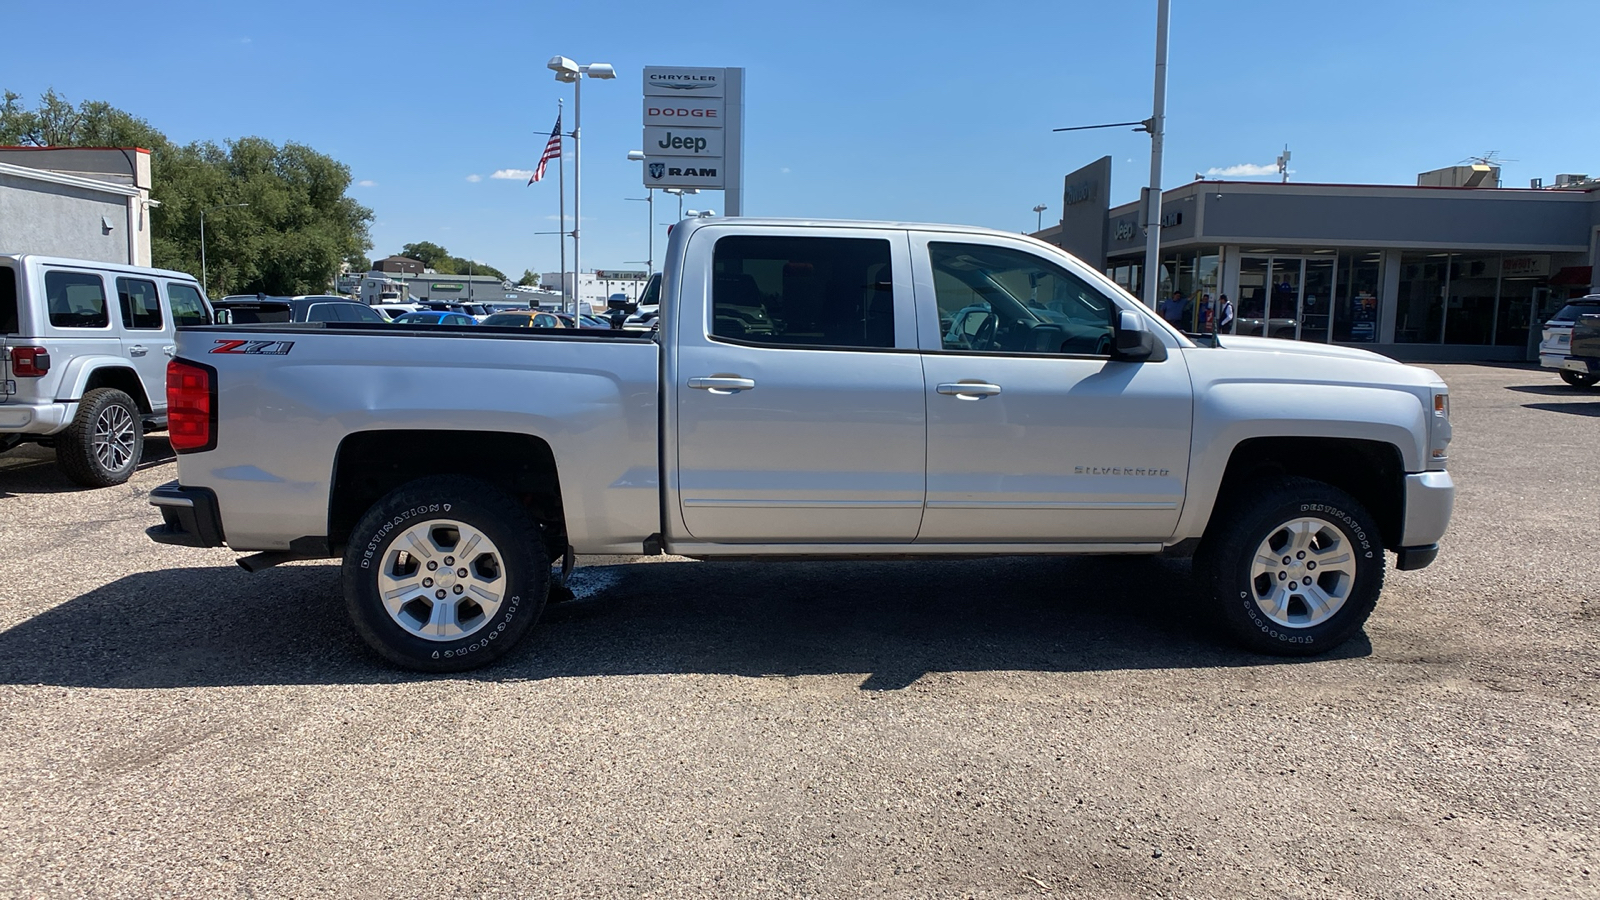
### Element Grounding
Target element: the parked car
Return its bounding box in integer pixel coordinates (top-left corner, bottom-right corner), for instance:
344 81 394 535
212 295 388 325
622 273 662 332
419 301 494 322
552 312 612 329
1538 294 1600 388
149 216 1453 672
1 254 212 486
372 303 423 321
392 311 477 327
480 310 567 328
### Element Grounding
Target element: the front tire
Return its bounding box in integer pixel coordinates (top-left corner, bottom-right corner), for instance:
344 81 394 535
1195 476 1384 656
56 387 143 487
342 476 548 672
1559 370 1599 389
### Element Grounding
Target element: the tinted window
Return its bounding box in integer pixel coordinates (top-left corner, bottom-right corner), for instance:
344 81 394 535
482 313 530 327
116 277 164 330
219 305 292 324
0 265 16 334
345 304 387 323
46 271 110 328
929 242 1113 356
1552 301 1600 322
166 283 210 326
306 303 344 322
711 235 895 348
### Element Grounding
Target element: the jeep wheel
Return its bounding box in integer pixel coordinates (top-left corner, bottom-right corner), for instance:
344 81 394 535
1196 476 1384 656
56 388 143 487
1559 370 1599 389
342 476 548 672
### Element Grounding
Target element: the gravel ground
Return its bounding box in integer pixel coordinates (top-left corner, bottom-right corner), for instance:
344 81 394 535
0 362 1595 899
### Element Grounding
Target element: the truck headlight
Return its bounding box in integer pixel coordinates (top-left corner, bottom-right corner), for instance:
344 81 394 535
1429 388 1451 468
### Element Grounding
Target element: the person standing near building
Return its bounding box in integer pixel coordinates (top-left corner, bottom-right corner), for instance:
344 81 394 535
1198 292 1214 332
1159 290 1186 328
1216 293 1235 333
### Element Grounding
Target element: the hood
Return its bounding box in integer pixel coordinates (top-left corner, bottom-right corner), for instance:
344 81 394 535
1213 334 1402 366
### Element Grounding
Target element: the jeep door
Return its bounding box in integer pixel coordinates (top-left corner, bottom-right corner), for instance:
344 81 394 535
672 226 926 543
113 275 171 413
911 233 1193 543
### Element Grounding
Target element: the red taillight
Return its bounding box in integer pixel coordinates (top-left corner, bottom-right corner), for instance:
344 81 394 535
10 346 50 377
167 359 215 453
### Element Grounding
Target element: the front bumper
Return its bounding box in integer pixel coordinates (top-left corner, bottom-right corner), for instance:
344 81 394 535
147 480 227 548
1396 470 1454 570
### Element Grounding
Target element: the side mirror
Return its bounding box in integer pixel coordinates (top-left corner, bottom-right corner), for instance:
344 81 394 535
214 308 233 325
1112 309 1165 362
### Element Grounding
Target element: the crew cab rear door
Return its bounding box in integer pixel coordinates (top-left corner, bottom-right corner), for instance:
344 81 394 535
910 232 1194 543
671 225 926 543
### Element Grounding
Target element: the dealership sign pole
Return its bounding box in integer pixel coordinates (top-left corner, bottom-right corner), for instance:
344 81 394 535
641 66 744 216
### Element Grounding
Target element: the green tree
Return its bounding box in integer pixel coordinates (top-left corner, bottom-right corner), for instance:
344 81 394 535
520 269 539 286
1 89 373 297
398 241 453 271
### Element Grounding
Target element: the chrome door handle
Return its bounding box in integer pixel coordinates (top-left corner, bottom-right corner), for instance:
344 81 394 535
936 381 1001 399
128 344 148 356
162 346 177 358
688 376 756 394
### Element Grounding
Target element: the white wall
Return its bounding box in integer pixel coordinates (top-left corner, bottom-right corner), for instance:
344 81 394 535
0 172 141 264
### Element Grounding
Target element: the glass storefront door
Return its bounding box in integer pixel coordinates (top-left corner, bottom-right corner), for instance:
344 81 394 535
1234 257 1339 342
1301 259 1335 342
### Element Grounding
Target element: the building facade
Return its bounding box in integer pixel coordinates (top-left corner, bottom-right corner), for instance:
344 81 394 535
0 147 155 266
1036 165 1600 361
540 270 649 311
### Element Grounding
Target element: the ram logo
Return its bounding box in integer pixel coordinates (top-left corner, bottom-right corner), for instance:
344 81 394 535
648 162 665 179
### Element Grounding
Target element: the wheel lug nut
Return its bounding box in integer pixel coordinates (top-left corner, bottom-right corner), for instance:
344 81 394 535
426 561 438 571
1296 551 1306 560
453 585 464 594
422 578 433 588
435 589 447 600
458 568 468 578
1289 581 1298 590
1282 556 1292 565
1306 561 1316 570
1278 572 1287 581
444 556 455 566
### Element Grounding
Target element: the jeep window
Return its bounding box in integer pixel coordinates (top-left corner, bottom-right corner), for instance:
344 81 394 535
45 271 109 329
928 242 1113 356
116 277 164 330
0 265 17 333
711 235 894 349
166 283 210 326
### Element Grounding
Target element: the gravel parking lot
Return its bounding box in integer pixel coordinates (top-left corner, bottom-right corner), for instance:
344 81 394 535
0 362 1595 899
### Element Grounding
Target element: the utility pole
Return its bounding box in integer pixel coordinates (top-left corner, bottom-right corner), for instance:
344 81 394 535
1143 0 1170 308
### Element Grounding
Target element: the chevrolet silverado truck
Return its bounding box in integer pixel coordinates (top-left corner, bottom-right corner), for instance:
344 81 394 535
147 218 1455 671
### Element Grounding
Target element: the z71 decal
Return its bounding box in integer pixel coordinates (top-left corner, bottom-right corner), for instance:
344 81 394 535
210 339 295 355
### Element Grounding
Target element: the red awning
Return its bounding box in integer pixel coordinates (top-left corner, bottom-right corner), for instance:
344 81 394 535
1550 266 1593 286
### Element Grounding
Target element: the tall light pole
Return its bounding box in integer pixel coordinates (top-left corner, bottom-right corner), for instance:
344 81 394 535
626 150 655 276
548 56 616 318
200 202 248 295
1144 0 1170 308
1032 204 1048 233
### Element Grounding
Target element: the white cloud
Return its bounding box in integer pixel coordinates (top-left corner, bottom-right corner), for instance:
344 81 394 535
465 174 482 182
1205 163 1279 177
357 179 377 187
780 167 791 174
491 169 535 180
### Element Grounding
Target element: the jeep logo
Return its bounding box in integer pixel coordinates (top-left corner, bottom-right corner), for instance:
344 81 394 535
656 131 710 153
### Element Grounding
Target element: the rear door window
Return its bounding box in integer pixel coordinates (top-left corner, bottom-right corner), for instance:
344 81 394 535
0 265 17 333
306 303 343 323
711 235 895 348
219 305 292 324
166 283 210 326
45 271 110 328
343 304 387 323
116 277 164 330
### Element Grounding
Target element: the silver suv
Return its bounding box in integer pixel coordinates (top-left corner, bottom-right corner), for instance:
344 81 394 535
0 254 212 486
1539 294 1600 388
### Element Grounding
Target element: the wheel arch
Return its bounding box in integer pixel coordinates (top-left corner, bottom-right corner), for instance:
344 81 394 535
1202 437 1407 550
328 429 565 558
57 358 154 414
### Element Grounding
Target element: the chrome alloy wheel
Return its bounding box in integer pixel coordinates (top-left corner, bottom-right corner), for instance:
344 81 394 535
1247 516 1359 629
375 519 507 641
92 403 137 472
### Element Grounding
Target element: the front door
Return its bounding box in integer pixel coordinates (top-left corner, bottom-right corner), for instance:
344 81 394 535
673 226 927 543
912 234 1193 543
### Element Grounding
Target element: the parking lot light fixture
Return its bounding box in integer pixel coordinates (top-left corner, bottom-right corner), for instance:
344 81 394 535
550 57 616 317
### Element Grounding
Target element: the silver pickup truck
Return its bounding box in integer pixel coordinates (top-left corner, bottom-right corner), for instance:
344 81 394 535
148 218 1455 671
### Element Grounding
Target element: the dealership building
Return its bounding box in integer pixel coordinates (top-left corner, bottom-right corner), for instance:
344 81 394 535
1033 157 1600 361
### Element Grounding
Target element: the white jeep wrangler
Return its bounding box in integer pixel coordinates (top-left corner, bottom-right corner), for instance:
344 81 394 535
1 254 212 486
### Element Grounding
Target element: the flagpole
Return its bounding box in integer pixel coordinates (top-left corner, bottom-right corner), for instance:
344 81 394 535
558 99 567 311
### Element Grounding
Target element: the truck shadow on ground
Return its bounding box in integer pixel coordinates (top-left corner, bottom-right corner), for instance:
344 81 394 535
0 555 1367 690
0 436 175 497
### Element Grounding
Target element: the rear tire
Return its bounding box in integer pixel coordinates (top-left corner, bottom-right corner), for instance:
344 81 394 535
1195 476 1384 656
56 388 143 487
1559 370 1599 389
342 476 548 672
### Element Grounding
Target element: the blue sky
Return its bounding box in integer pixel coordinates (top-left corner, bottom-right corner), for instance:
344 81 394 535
5 0 1593 277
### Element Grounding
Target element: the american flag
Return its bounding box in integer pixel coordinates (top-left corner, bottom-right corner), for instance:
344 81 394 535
529 115 561 184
